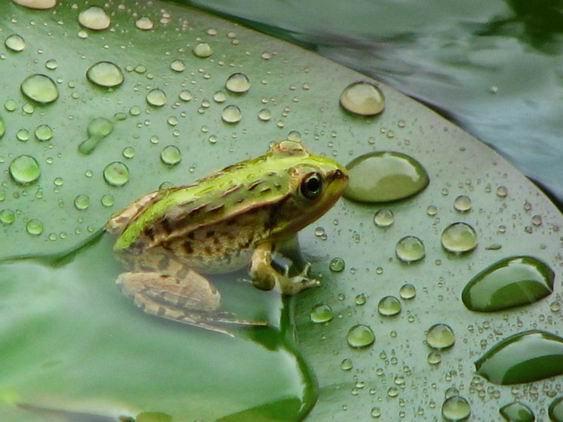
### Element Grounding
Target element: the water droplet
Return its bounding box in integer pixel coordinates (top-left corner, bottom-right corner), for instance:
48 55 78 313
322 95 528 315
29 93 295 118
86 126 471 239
78 117 114 154
441 222 478 253
213 91 226 103
21 74 58 104
24 218 44 238
53 177 64 187
496 186 508 198
16 129 30 142
531 214 542 226
329 257 345 272
5 34 26 52
427 351 441 365
222 105 242 124
453 195 472 212
340 358 353 371
370 407 381 418
78 6 111 31
225 73 250 94
310 304 333 323
548 397 563 422
258 108 272 121
101 194 114 207
13 0 56 9
426 205 438 216
179 90 192 102
340 81 385 116
34 124 53 141
344 151 429 203
74 194 90 210
499 401 534 422
103 161 129 187
193 43 213 58
476 330 563 385
170 60 185 72
426 323 455 350
87 61 124 88
287 131 301 141
122 146 135 159
0 116 5 139
373 208 394 227
5 99 17 112
399 283 416 300
347 324 375 348
160 145 182 166
442 396 471 421
9 155 40 184
146 88 167 107
378 296 401 316
462 256 554 312
135 16 154 30
45 59 58 70
395 236 425 263
355 293 367 306
0 209 16 225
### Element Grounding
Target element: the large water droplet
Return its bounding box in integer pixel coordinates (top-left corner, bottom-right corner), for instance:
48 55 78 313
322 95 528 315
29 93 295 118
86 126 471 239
499 401 534 422
9 155 40 184
5 34 26 52
221 105 242 124
395 236 425 263
344 151 429 203
160 145 182 166
103 161 129 187
146 89 167 107
426 323 455 350
79 117 114 154
13 0 56 9
310 304 333 323
78 6 110 31
225 73 250 94
377 296 401 316
347 324 375 348
340 81 385 116
87 62 124 88
549 397 563 422
21 74 58 104
441 222 478 253
441 396 471 421
462 256 554 312
475 330 563 385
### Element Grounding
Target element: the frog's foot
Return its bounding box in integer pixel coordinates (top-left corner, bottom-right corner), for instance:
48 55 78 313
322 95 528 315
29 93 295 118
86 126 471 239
116 271 267 337
250 243 321 296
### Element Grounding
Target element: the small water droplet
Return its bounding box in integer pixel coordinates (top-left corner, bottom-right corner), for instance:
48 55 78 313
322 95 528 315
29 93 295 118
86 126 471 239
5 34 26 52
426 323 455 350
160 145 182 166
258 108 271 121
103 161 129 186
355 293 367 306
9 155 40 184
370 407 381 419
340 358 353 371
101 194 114 207
21 74 58 104
122 146 135 159
378 296 401 316
441 222 478 253
135 16 154 31
426 205 438 216
399 283 416 300
87 61 124 88
496 186 508 198
225 72 250 94
213 91 226 103
170 60 185 72
310 304 333 323
146 88 167 107
193 42 213 58
221 105 242 124
347 324 375 348
531 214 542 226
453 195 472 212
16 128 30 142
441 396 471 421
45 59 58 70
79 6 111 31
340 81 385 116
34 124 53 141
427 351 442 365
179 90 192 102
0 209 16 225
395 236 425 263
329 257 345 272
26 218 44 236
74 194 90 210
373 208 394 227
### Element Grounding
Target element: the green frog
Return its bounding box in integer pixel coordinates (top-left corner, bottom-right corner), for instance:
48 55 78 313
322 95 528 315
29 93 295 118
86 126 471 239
107 140 348 336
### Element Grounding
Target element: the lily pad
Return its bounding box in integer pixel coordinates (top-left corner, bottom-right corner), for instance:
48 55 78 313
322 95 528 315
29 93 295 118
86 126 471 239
0 0 561 421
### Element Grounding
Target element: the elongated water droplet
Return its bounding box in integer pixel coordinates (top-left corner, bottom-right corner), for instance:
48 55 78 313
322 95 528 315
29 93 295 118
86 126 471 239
499 401 534 422
378 296 401 316
9 155 40 184
395 236 425 263
475 330 563 385
103 161 129 187
442 396 471 421
426 323 455 350
146 89 167 107
160 145 181 166
441 222 478 253
135 17 154 30
225 73 250 93
373 209 394 227
347 324 375 348
310 304 333 323
13 0 57 9
35 124 53 141
26 218 44 236
79 6 110 31
340 81 385 116
462 256 554 312
79 117 114 154
87 61 124 88
21 74 58 104
222 105 242 124
344 151 429 203
5 34 26 52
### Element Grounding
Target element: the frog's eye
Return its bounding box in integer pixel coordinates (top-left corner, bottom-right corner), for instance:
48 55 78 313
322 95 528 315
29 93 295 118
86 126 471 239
301 173 323 200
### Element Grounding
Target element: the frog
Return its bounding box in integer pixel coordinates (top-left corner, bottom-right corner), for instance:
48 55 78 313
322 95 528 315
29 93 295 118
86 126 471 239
106 140 348 336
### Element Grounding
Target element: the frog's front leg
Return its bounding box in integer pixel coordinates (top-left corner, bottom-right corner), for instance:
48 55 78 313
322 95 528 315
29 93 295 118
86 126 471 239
249 242 320 295
117 268 266 337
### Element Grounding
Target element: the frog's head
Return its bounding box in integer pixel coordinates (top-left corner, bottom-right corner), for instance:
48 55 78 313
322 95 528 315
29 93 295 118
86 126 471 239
270 144 349 238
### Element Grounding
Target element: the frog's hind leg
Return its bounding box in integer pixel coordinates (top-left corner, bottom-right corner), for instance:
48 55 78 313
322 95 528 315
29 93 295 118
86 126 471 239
116 271 267 337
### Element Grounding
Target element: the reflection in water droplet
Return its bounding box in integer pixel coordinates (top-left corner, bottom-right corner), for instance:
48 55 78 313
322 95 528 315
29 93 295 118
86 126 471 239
453 195 472 212
135 17 154 30
87 61 124 88
347 324 375 348
0 209 16 225
310 304 333 323
146 89 167 107
21 74 59 104
225 73 250 93
222 105 242 124
193 43 213 58
329 257 345 272
160 145 182 166
5 34 26 52
9 155 40 184
442 396 471 421
499 401 534 422
103 161 129 186
399 283 416 300
462 256 554 312
26 219 44 236
441 222 478 253
74 194 90 210
35 124 53 141
344 151 429 203
426 323 455 350
79 6 111 31
549 397 563 422
373 209 394 227
395 236 425 263
378 296 401 316
340 81 385 116
13 0 57 9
